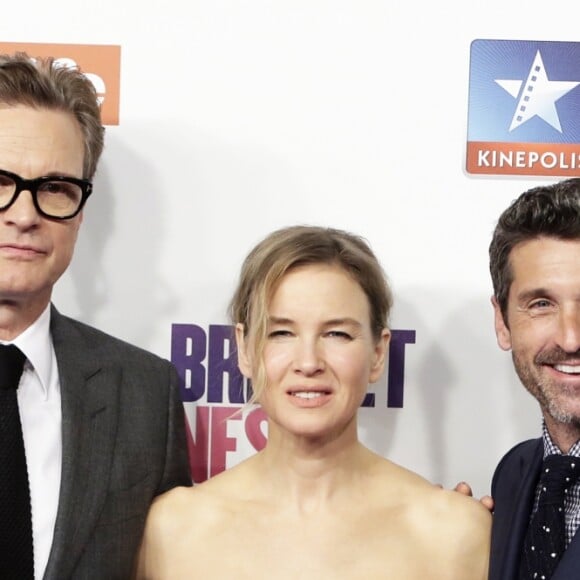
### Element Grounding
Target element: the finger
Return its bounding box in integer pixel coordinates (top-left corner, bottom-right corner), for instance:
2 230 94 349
480 495 494 512
453 481 474 496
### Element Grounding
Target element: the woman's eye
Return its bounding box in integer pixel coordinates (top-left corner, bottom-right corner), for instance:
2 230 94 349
268 330 292 338
326 331 353 340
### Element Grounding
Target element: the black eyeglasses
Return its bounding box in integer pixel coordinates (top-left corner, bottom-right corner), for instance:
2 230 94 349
0 168 92 220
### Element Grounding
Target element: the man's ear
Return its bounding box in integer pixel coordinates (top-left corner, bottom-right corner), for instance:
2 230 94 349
235 323 253 378
369 328 391 383
492 296 512 351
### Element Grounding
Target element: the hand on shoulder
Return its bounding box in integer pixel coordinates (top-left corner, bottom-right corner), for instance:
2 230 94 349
452 480 494 512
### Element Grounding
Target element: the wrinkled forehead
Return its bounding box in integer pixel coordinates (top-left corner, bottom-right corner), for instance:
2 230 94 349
0 105 84 178
507 236 580 295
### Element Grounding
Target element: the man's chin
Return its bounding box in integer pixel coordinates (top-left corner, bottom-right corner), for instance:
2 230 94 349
545 401 580 427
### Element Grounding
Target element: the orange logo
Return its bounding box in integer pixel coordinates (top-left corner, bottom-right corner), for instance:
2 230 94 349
0 42 121 125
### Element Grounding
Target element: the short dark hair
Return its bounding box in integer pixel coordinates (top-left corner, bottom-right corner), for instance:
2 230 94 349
0 52 104 179
489 178 580 322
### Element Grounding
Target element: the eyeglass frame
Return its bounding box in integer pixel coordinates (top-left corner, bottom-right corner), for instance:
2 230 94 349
0 168 93 220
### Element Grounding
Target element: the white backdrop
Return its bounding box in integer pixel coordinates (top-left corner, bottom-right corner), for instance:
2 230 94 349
5 0 579 496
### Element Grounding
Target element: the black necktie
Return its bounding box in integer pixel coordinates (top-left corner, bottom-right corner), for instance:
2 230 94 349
519 454 580 580
0 344 34 578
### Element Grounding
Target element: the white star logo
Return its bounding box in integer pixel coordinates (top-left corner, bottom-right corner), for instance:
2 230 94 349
495 50 580 133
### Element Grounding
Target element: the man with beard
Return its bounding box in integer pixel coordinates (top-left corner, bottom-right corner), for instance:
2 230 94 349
488 178 580 580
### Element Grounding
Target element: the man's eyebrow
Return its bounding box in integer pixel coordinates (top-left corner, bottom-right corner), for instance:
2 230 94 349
515 288 552 303
39 171 82 179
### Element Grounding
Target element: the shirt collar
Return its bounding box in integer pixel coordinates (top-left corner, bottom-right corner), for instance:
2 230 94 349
7 304 54 399
542 421 580 458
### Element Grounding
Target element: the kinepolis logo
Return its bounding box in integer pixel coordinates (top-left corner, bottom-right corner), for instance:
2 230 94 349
0 42 121 125
171 323 416 483
466 39 580 176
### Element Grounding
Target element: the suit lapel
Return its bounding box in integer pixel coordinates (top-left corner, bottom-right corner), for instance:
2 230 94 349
494 441 580 580
552 508 580 579
43 308 120 580
492 440 543 580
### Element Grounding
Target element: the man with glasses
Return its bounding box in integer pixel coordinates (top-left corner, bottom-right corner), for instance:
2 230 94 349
0 170 93 221
0 53 191 580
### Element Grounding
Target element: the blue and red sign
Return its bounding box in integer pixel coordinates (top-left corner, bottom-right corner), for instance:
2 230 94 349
467 39 580 176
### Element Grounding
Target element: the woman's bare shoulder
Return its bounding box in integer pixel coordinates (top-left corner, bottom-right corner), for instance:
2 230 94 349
159 459 261 521
368 455 440 494
420 488 491 578
425 486 492 522
145 486 207 536
403 483 491 564
369 457 491 531
142 483 235 550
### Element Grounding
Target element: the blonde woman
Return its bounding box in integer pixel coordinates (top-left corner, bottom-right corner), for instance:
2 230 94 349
135 226 490 579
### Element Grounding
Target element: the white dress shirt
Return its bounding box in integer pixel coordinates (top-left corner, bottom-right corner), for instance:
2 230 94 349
4 305 62 580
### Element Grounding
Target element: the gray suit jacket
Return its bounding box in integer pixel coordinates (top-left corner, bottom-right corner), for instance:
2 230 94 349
42 306 192 580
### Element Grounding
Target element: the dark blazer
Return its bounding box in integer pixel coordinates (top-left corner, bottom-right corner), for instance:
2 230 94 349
490 438 580 580
42 306 192 580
